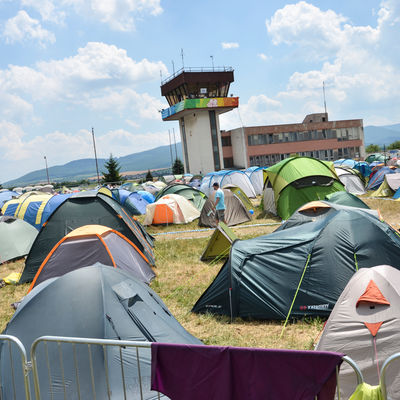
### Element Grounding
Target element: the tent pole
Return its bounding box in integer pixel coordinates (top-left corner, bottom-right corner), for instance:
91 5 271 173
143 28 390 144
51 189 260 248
280 253 311 337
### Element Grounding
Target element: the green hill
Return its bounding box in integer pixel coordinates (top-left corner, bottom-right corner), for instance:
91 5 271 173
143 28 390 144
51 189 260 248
4 144 182 187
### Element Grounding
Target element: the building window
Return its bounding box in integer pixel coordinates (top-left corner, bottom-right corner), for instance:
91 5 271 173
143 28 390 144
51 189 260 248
224 157 234 168
222 136 232 147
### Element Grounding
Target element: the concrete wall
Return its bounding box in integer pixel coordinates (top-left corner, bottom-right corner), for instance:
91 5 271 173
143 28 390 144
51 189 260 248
231 127 248 168
180 111 216 175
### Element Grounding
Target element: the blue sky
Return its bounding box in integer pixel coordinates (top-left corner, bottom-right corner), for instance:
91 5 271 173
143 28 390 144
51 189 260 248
0 0 399 182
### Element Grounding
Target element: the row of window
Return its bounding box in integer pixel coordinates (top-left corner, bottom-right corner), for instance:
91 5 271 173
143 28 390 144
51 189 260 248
247 127 361 146
248 147 361 167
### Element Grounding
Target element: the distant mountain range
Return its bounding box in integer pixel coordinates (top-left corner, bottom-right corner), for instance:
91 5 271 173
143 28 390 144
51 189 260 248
4 144 183 187
4 123 399 187
364 123 400 146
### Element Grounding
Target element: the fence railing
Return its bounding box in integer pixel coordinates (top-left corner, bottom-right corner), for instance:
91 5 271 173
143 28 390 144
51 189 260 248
0 334 397 400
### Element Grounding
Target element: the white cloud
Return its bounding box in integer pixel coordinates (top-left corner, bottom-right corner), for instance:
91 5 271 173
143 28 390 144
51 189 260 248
221 42 239 50
264 1 400 125
21 0 66 24
86 88 167 120
63 0 163 31
2 10 56 46
258 53 269 61
0 42 168 104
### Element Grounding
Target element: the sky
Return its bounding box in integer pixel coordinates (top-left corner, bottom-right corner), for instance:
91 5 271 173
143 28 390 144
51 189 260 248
0 0 399 182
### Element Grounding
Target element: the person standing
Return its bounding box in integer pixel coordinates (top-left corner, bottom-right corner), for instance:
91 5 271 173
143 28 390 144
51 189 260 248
212 182 225 224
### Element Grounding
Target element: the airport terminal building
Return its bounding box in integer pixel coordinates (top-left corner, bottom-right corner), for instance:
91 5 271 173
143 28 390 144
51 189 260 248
221 113 365 169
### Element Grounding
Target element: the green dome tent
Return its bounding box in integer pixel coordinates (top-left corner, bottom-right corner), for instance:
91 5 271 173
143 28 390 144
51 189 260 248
263 156 345 220
193 208 400 320
155 183 207 211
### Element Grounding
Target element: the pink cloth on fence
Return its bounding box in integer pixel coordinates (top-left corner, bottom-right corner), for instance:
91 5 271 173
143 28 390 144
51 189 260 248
151 343 344 400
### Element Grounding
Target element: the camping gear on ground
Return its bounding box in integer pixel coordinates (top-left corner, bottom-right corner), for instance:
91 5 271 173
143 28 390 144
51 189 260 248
324 191 370 209
244 166 265 195
200 223 238 262
151 343 343 400
0 265 202 400
0 216 38 264
263 156 345 220
155 183 207 211
334 166 366 195
144 194 200 225
193 209 400 320
199 189 251 228
371 174 400 197
366 167 399 191
316 265 400 399
20 191 154 284
200 170 256 198
29 225 155 291
276 201 379 231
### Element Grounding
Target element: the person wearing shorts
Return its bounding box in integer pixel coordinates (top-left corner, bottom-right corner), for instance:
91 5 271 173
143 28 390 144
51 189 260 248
213 182 225 224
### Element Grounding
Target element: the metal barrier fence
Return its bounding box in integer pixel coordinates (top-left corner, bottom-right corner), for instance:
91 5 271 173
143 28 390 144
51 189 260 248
0 334 397 399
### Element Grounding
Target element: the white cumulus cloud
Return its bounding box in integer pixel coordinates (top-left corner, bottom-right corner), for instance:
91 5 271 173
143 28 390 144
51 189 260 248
2 10 56 46
221 42 239 50
62 0 163 31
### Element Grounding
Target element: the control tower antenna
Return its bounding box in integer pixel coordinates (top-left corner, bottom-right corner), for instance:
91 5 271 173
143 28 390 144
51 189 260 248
323 81 327 115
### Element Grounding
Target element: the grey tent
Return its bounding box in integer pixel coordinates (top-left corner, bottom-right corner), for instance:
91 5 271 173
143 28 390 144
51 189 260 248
316 265 400 399
20 191 155 283
29 225 155 291
334 166 366 195
0 216 38 264
0 265 202 400
199 189 251 228
193 209 400 320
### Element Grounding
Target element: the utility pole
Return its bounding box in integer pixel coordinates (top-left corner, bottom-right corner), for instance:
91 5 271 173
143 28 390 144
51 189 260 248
173 127 178 160
92 127 100 186
181 48 185 69
210 55 214 71
44 156 50 184
168 129 174 170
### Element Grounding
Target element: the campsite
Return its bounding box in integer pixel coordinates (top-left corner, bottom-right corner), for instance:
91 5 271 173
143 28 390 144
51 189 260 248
2 157 400 399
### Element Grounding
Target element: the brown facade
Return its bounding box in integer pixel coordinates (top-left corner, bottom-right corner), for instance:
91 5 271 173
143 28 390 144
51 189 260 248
221 113 365 168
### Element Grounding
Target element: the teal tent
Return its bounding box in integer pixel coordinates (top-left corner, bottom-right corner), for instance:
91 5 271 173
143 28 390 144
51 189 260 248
193 209 400 320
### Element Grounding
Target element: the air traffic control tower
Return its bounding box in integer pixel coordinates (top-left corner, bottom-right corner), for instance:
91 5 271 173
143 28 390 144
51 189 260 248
160 67 238 174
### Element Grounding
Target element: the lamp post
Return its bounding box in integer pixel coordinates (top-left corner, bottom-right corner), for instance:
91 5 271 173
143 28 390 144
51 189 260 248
44 156 50 184
92 127 100 186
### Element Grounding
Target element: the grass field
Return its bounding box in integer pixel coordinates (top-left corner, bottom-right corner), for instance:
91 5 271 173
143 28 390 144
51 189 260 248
1 196 400 350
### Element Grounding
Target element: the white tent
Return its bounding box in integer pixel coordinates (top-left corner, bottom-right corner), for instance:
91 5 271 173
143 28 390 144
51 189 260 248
144 194 200 225
334 167 366 195
200 171 256 198
316 265 400 399
245 167 264 196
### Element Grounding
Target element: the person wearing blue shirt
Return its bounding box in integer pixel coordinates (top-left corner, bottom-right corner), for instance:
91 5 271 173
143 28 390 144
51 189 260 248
212 182 225 224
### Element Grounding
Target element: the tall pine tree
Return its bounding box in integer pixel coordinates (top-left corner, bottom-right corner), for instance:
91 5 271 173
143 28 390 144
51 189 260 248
172 158 184 174
102 154 123 184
